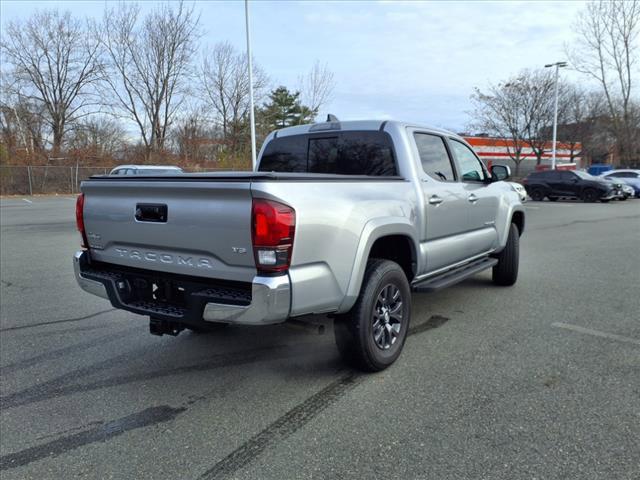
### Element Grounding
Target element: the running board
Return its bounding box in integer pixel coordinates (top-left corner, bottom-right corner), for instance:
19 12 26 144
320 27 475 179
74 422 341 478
412 257 498 292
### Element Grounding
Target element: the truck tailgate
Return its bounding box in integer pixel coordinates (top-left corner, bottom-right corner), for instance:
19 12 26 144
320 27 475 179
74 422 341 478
81 179 256 283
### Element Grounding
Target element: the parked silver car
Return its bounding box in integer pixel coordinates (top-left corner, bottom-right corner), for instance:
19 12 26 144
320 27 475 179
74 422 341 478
109 165 183 175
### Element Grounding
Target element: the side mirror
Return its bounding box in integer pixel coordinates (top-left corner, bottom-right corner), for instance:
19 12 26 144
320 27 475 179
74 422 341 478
491 164 510 181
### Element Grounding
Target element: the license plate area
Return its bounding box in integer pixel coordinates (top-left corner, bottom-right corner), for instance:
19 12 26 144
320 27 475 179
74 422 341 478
83 260 252 321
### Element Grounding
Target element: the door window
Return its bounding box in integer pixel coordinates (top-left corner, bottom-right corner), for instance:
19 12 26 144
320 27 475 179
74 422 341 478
449 140 487 182
413 133 456 181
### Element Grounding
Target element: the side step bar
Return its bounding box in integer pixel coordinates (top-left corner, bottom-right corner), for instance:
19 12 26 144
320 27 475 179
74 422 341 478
412 257 498 292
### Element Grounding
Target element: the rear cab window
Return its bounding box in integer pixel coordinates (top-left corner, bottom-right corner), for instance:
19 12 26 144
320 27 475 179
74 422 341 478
259 131 397 176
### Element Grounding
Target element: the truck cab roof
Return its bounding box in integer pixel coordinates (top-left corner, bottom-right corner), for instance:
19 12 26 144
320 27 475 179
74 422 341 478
272 119 461 141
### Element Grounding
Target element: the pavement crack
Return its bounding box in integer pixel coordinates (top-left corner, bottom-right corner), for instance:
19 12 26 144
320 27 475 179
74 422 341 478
0 327 137 376
199 373 362 480
408 315 450 336
199 314 450 480
532 214 640 231
0 406 186 471
0 344 314 410
0 308 117 333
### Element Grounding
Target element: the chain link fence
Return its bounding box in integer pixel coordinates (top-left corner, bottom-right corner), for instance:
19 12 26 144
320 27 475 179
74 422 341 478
0 166 111 195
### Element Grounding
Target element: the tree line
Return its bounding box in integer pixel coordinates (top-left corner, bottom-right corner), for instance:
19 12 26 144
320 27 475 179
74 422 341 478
469 0 639 174
0 1 334 168
1 0 638 172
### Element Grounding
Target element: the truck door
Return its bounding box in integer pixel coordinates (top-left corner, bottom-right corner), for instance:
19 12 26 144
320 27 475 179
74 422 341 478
547 170 574 197
412 131 474 273
447 139 500 256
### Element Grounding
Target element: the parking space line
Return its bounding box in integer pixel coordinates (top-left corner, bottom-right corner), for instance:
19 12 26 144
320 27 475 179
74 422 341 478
552 322 640 346
21 198 33 204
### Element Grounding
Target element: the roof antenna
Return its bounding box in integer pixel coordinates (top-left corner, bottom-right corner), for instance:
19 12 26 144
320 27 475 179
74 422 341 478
326 114 339 122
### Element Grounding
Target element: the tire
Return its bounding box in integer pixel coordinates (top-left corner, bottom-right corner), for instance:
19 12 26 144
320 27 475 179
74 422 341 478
492 223 519 286
530 189 545 202
547 196 558 202
582 188 599 202
334 259 411 372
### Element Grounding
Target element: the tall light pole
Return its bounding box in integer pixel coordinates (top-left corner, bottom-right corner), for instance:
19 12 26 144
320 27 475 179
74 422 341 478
245 0 257 170
544 61 567 170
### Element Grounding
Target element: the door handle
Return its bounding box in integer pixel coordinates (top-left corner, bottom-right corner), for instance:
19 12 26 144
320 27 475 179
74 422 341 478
467 194 478 203
428 195 443 205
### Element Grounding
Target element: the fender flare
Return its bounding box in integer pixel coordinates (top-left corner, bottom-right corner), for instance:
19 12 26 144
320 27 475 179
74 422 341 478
337 217 418 313
495 205 525 251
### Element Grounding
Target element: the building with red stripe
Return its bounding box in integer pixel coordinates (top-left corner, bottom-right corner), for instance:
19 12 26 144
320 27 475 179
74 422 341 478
463 136 582 175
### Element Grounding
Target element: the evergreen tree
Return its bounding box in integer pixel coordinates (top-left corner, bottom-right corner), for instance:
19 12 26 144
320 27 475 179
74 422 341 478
260 86 316 131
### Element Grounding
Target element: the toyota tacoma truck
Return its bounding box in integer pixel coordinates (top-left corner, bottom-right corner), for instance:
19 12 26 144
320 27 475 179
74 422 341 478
74 119 524 371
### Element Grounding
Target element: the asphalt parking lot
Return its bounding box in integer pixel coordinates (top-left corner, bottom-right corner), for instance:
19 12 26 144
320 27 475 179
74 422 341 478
1 196 639 480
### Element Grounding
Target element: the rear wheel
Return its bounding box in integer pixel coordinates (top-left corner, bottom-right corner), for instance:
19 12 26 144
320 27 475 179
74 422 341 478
334 259 411 372
492 223 519 286
582 188 599 203
530 189 545 201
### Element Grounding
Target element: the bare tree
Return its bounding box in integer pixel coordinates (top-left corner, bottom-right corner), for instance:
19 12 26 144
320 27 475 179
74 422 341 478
297 61 335 119
170 107 222 162
520 70 557 165
568 0 640 163
97 2 200 158
199 42 268 153
1 10 102 153
67 116 127 157
470 81 531 176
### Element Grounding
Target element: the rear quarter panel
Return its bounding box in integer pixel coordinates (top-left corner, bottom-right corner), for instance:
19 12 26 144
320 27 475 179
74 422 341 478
251 180 418 316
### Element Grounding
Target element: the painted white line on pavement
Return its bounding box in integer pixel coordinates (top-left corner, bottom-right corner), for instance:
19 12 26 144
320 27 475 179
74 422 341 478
22 198 33 204
525 206 539 210
552 322 640 346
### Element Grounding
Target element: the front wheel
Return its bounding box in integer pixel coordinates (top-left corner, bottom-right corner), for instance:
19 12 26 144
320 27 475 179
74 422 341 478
334 259 411 372
530 189 545 202
582 188 599 203
492 223 519 286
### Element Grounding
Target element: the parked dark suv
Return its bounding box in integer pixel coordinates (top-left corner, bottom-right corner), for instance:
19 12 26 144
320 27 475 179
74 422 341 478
523 170 620 202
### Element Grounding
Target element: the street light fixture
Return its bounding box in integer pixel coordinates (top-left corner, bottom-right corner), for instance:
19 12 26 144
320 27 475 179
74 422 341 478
245 0 257 171
544 61 568 170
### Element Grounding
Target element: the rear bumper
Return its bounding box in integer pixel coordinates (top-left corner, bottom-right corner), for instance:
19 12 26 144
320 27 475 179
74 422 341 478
73 251 290 326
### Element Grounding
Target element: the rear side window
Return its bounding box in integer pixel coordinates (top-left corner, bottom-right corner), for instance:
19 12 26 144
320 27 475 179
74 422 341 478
413 133 455 181
609 172 637 178
258 135 307 172
259 131 397 176
530 171 557 180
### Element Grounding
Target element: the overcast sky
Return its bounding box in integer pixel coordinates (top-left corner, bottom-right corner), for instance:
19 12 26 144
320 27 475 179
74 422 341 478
1 0 591 131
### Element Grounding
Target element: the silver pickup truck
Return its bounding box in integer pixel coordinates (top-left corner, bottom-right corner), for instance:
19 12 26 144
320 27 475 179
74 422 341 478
74 119 524 371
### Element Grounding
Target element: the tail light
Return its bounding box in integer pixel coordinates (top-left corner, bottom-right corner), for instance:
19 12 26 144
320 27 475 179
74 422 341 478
75 193 89 249
251 198 295 274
